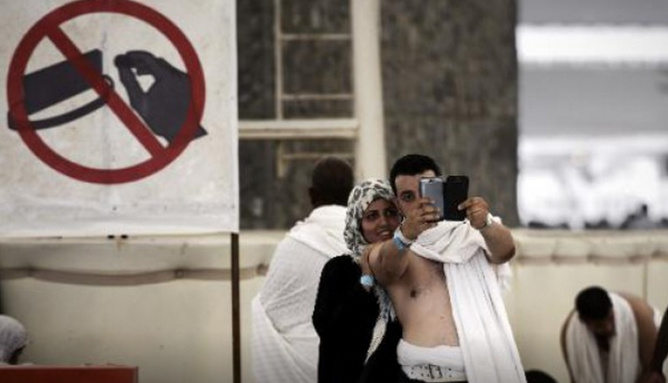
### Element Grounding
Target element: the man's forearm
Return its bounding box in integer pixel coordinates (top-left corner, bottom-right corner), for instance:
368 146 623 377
480 222 515 264
375 239 410 282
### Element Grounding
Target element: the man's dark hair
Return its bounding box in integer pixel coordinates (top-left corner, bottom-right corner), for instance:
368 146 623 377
309 156 354 208
575 286 613 321
389 154 442 195
525 370 557 383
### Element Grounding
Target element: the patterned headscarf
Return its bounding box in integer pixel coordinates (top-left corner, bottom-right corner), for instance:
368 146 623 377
0 315 28 363
344 178 395 257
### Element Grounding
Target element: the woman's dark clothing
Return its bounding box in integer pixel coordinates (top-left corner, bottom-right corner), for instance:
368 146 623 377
313 255 402 383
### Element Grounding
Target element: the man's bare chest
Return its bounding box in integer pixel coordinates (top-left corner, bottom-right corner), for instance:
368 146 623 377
405 258 447 299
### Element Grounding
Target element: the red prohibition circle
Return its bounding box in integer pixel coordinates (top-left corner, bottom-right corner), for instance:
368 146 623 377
7 0 206 184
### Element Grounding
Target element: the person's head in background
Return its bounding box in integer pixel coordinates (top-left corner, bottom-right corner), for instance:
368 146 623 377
576 286 615 339
309 156 355 209
389 154 442 215
525 369 558 383
0 315 28 365
344 179 401 257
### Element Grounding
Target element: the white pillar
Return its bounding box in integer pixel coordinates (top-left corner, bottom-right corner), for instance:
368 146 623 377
352 0 387 180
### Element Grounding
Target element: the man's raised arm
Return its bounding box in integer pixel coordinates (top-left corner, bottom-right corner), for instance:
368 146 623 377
459 196 515 264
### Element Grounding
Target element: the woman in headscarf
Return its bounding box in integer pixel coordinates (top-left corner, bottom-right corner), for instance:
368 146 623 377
0 315 28 365
313 178 426 383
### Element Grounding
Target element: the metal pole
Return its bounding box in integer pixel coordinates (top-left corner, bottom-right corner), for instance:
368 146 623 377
231 232 241 383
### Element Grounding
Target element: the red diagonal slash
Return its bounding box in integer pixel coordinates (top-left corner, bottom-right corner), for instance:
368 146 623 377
47 26 164 156
6 0 206 184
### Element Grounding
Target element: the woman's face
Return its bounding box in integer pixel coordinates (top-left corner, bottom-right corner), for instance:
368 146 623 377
361 198 401 244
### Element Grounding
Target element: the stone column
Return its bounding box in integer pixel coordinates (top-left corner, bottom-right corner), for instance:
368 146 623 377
380 0 519 225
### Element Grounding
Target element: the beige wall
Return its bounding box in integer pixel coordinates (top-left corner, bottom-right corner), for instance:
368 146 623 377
0 234 281 383
1 230 667 383
506 260 668 382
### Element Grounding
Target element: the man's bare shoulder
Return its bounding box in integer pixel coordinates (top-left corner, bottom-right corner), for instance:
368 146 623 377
618 292 655 323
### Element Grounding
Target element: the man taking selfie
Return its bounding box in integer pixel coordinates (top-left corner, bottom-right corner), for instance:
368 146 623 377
361 154 526 382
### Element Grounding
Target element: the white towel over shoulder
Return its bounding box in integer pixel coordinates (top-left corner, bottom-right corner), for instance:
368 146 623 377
251 205 347 383
288 205 349 257
410 220 526 383
565 292 662 383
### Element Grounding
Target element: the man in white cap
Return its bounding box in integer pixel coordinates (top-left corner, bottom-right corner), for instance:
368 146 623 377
0 315 28 365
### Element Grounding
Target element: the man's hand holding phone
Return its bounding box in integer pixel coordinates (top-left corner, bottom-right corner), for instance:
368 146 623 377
400 195 439 240
419 176 469 222
457 197 491 230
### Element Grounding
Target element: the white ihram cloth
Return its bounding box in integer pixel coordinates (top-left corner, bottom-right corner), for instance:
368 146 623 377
408 220 527 383
565 292 663 383
251 206 347 383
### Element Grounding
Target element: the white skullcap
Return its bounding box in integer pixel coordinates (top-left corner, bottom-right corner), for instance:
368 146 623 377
0 315 28 363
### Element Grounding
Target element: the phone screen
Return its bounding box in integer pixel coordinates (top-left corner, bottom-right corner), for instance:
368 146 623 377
443 175 469 221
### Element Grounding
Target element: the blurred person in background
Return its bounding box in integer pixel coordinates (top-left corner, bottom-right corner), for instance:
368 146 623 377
644 305 668 383
561 286 662 383
251 156 354 383
525 369 557 383
622 204 658 230
0 315 28 365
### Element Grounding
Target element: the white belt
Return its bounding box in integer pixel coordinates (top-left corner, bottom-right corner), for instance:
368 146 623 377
402 364 467 382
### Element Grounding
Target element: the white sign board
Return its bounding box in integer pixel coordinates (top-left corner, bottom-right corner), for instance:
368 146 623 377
0 0 238 237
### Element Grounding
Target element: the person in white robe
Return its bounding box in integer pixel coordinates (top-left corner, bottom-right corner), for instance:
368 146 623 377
251 157 354 383
0 315 28 365
561 286 663 383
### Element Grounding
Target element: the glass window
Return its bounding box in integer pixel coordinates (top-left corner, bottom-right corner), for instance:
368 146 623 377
237 0 354 229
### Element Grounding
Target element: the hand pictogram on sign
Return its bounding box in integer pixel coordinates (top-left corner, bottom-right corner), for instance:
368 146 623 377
7 49 207 145
5 0 207 184
115 50 207 144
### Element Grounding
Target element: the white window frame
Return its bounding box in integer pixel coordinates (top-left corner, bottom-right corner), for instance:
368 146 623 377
238 0 387 179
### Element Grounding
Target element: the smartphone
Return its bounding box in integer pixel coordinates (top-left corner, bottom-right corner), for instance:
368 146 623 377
443 175 469 221
419 177 446 222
